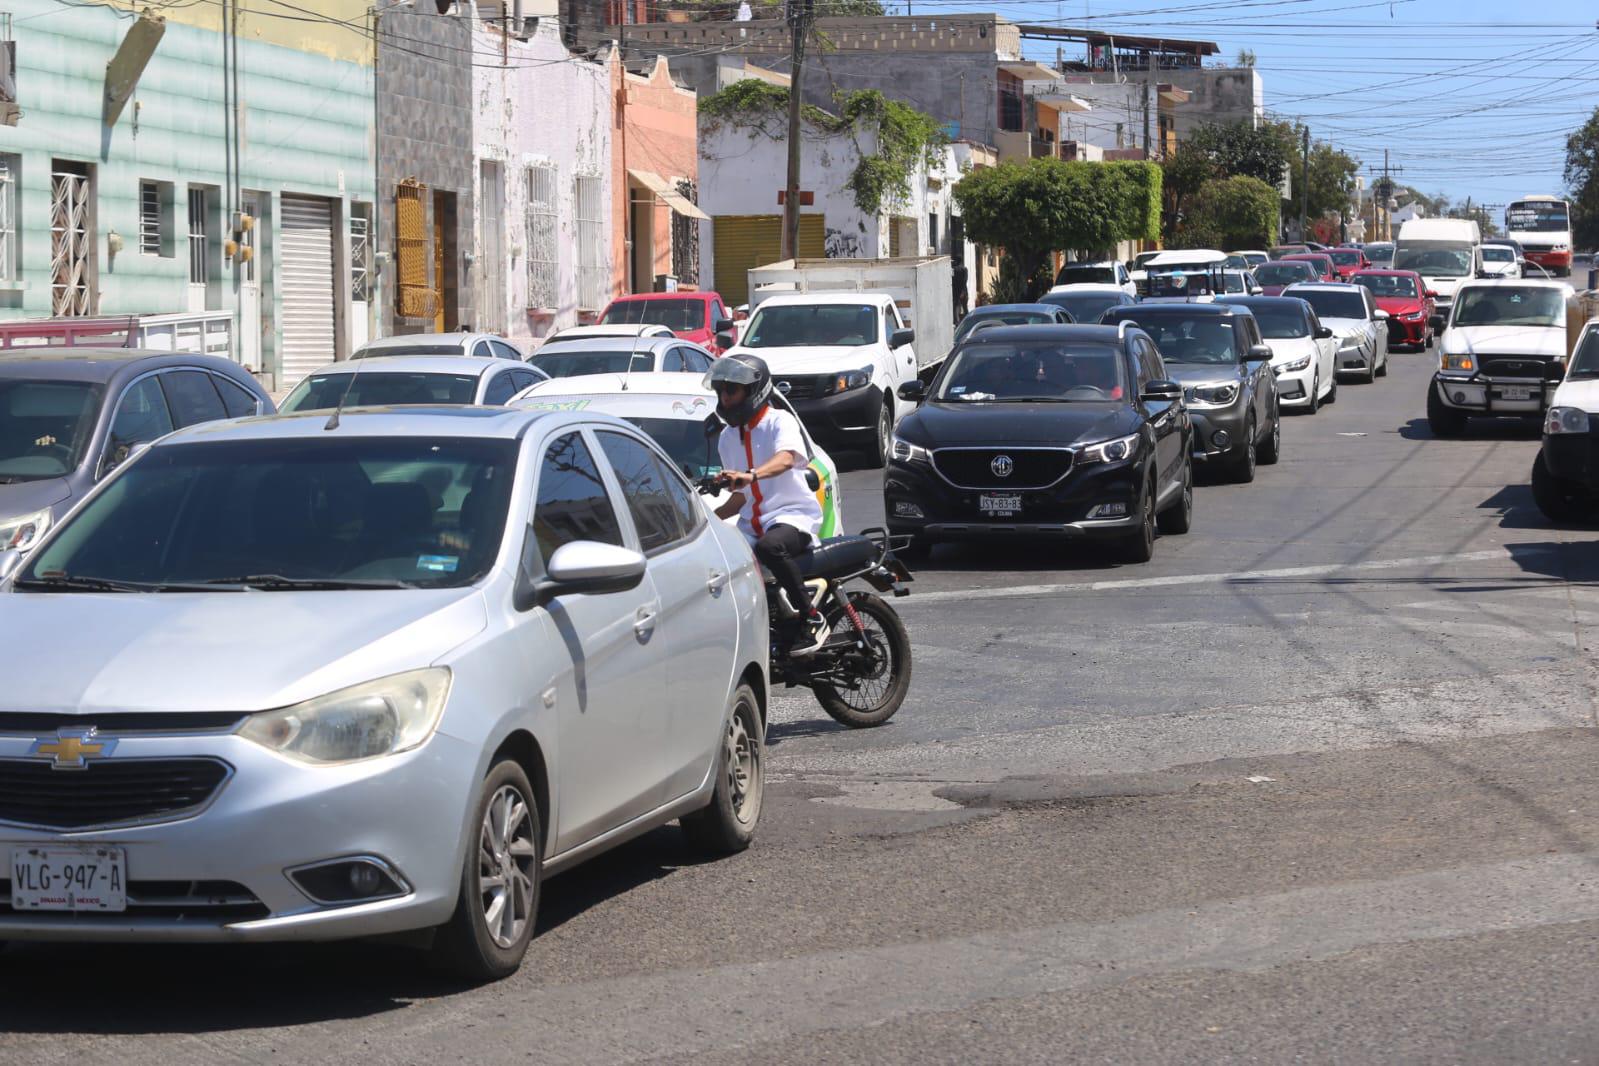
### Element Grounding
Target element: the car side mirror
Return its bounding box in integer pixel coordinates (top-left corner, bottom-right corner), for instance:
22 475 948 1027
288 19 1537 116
897 380 927 402
1247 344 1274 362
890 328 915 349
714 330 735 351
1314 325 1334 339
1141 379 1182 401
1425 290 1438 299
1374 309 1390 321
714 317 735 333
1429 314 1446 332
98 439 151 480
516 541 647 611
0 548 21 583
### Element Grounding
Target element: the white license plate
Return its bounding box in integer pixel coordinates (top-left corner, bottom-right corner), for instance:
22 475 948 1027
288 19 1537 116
1501 386 1532 401
10 846 127 912
979 494 1022 516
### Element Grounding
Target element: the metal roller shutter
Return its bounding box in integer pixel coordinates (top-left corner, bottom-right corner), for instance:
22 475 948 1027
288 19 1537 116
279 194 336 388
711 214 823 307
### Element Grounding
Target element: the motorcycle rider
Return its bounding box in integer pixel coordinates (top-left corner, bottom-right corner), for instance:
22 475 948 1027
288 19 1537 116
704 354 829 655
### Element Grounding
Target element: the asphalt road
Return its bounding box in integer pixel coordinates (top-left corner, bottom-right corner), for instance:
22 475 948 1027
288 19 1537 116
6 349 1599 1065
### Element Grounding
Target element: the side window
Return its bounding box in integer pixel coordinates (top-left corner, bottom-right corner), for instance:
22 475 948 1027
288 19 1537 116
712 300 728 325
530 433 624 568
212 375 260 418
596 431 685 551
1140 337 1167 381
882 305 897 343
482 372 519 406
1132 339 1155 390
470 340 495 359
663 348 686 373
160 370 227 427
106 376 175 463
686 347 713 374
490 340 522 362
510 370 538 394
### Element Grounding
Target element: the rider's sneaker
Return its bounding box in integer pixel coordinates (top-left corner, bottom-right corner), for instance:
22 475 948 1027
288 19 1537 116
787 612 830 657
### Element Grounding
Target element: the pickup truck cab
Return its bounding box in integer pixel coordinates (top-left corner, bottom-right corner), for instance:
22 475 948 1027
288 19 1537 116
1426 278 1576 436
597 292 737 355
1532 319 1599 521
722 292 917 466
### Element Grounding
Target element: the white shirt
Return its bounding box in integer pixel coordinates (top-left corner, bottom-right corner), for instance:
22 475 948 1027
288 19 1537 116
717 405 822 544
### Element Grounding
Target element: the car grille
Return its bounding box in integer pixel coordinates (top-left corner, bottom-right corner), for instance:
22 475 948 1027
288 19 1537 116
0 879 268 921
0 757 231 829
773 375 830 401
1479 356 1560 381
932 448 1074 489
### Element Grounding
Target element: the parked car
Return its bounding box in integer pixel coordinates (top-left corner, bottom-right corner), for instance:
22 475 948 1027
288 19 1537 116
0 349 273 553
1281 253 1338 283
1039 285 1136 324
513 373 844 539
1531 319 1599 521
1102 302 1281 483
1054 260 1136 298
1282 282 1391 383
885 323 1194 563
529 336 717 381
1254 260 1320 297
1351 269 1437 350
954 304 1074 349
597 292 737 355
1327 247 1371 280
278 356 547 413
1478 242 1523 279
1364 241 1396 268
1233 250 1271 268
1426 279 1576 436
0 406 769 981
353 332 526 363
1218 295 1339 413
721 292 919 466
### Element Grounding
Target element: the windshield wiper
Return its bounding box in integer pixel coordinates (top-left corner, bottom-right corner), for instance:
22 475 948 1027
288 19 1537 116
13 574 162 593
198 574 416 590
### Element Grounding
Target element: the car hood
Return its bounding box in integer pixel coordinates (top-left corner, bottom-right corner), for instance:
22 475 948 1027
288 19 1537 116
1442 325 1567 358
1553 377 1599 409
1373 296 1423 316
902 401 1136 447
0 588 488 715
1162 363 1244 386
0 478 74 520
730 345 879 375
1261 337 1318 366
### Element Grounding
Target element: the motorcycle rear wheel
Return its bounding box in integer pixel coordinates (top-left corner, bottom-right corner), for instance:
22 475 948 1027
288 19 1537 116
813 592 912 728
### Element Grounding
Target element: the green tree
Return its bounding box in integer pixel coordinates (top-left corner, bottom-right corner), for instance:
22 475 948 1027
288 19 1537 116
1289 140 1360 224
954 159 1162 301
1564 106 1599 250
1182 175 1280 249
1189 119 1296 186
1160 143 1216 239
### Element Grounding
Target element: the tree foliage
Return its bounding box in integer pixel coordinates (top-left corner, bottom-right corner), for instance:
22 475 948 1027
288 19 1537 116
1160 143 1216 239
1189 120 1296 187
1182 175 1280 250
1290 140 1361 224
954 159 1161 301
1565 106 1599 250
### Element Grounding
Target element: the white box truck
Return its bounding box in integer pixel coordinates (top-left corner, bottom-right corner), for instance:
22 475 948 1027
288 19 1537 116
1394 218 1481 312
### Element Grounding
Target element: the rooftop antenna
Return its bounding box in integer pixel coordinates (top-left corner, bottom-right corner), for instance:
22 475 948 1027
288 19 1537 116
323 348 366 430
620 327 647 392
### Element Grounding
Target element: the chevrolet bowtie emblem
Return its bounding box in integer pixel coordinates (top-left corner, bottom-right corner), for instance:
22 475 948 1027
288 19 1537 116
29 727 116 771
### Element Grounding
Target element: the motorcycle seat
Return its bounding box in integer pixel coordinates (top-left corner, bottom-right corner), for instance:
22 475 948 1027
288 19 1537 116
793 535 880 580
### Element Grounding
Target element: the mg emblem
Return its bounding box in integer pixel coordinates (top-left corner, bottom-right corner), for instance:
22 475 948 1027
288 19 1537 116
991 454 1015 478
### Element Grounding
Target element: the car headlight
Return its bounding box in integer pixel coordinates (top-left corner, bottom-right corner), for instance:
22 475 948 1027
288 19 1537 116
238 668 451 765
0 507 52 552
1440 352 1475 372
1546 406 1590 435
890 434 930 463
1553 243 1571 252
1185 383 1239 407
1401 310 1424 320
1278 354 1312 373
829 368 871 394
1077 432 1139 465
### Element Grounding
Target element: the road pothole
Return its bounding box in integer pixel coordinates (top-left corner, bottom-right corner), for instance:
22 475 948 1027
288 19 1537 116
810 781 966 812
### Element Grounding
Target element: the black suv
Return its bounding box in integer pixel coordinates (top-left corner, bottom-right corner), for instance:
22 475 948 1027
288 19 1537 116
1101 302 1281 483
885 324 1194 564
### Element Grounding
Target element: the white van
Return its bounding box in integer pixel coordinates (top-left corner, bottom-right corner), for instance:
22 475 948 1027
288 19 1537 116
1394 218 1481 311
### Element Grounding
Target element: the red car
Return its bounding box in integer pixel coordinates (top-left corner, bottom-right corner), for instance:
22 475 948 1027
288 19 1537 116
1327 247 1371 280
597 291 736 354
1281 253 1338 283
1350 269 1437 350
1270 244 1311 259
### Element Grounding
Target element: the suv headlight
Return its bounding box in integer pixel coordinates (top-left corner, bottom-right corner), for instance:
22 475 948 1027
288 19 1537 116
1278 354 1312 373
1186 383 1239 407
829 368 872 394
0 507 52 552
1440 352 1475 372
1077 432 1139 465
890 434 930 463
1546 406 1590 435
238 668 451 765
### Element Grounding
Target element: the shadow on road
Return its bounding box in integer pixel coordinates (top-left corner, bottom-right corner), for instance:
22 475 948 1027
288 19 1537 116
905 540 1121 575
1397 417 1543 442
766 715 854 745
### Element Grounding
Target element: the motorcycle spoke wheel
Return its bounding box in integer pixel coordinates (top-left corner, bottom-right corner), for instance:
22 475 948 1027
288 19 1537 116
812 594 913 728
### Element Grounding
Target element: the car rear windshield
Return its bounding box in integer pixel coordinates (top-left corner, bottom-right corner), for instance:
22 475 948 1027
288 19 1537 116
1122 315 1239 364
18 437 516 590
1329 250 1361 265
742 304 878 348
1040 291 1123 323
0 380 103 482
954 310 1058 343
1453 286 1565 328
1255 262 1315 285
1353 274 1418 298
1294 290 1367 320
354 344 464 358
936 342 1126 402
1366 244 1395 265
1056 265 1116 285
280 372 478 412
529 350 654 377
1482 246 1516 263
1243 305 1310 339
600 299 704 332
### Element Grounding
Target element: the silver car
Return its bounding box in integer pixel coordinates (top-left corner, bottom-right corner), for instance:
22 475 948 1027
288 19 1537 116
0 407 768 980
279 355 548 411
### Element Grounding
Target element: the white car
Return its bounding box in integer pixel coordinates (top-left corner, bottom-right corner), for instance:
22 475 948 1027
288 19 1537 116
1219 295 1339 412
1479 243 1523 279
1532 319 1599 520
528 336 718 380
540 323 676 346
1282 282 1391 383
354 332 526 362
1427 278 1576 436
279 355 549 412
1054 260 1136 298
1233 250 1271 268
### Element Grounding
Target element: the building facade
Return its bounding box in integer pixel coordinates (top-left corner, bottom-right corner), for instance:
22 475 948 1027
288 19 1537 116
616 55 703 299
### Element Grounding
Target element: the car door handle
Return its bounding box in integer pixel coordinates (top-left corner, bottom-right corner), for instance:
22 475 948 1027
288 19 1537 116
633 605 659 638
706 570 729 595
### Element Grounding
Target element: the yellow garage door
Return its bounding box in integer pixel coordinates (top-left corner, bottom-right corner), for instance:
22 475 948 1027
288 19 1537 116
712 214 824 307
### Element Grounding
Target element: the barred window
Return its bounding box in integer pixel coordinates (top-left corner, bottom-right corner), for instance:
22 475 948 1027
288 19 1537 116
526 164 557 310
574 173 604 312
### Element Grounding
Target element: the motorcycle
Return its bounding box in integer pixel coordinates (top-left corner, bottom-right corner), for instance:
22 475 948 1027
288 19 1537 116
698 474 914 728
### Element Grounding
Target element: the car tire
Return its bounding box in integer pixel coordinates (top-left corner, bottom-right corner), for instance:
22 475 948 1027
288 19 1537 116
1257 408 1282 465
1426 383 1468 438
869 401 893 468
680 683 764 854
432 759 542 983
1426 330 1436 350
1118 477 1157 563
1307 373 1321 414
1157 459 1193 535
1231 414 1257 483
1326 374 1338 404
1376 347 1389 377
1531 451 1595 523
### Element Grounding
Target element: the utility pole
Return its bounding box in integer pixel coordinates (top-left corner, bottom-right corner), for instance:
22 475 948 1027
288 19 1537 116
1298 125 1309 242
1142 43 1159 158
782 0 813 261
1366 150 1404 240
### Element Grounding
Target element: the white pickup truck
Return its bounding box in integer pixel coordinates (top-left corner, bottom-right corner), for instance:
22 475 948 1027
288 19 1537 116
721 291 919 466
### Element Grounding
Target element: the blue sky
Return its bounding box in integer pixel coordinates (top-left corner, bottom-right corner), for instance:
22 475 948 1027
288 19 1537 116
890 0 1598 213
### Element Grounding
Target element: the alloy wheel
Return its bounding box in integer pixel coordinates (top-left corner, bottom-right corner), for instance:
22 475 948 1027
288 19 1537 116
476 784 539 949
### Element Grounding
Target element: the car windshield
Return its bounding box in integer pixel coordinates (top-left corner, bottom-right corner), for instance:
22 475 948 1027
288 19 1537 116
1568 330 1599 379
1329 250 1361 266
279 372 479 412
1040 291 1122 323
1243 305 1310 339
1507 202 1569 232
1482 246 1515 263
0 380 104 482
1132 316 1239 364
1240 252 1268 266
1147 273 1218 297
626 416 722 480
1354 274 1419 298
1056 265 1116 285
530 349 654 377
353 344 464 358
742 304 877 348
600 299 704 332
1256 262 1314 285
18 437 516 590
936 342 1126 402
1366 244 1395 265
1393 241 1473 277
954 310 1058 343
1271 246 1309 259
1294 290 1367 320
1452 286 1565 328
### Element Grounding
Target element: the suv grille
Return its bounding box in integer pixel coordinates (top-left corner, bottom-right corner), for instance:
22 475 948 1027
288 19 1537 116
0 879 268 921
0 757 231 829
773 375 830 401
1479 355 1559 381
932 448 1074 489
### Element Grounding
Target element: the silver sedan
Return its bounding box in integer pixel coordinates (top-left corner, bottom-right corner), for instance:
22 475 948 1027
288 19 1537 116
0 406 769 980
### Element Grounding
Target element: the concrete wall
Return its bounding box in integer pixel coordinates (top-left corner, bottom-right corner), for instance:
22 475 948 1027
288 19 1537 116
1057 79 1153 153
1163 67 1263 140
618 56 699 294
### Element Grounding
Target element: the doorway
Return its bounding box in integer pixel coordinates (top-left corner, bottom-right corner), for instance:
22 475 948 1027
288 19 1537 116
479 162 504 333
50 160 95 317
238 190 265 371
